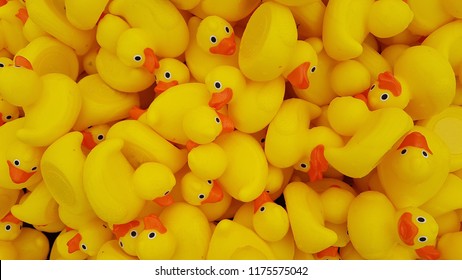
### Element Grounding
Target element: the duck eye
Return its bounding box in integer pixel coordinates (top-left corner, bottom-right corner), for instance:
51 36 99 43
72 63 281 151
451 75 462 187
416 216 426 223
310 66 316 73
214 81 222 90
380 93 389 101
31 166 37 171
130 230 138 238
164 190 170 196
119 241 124 248
198 193 205 200
5 224 11 231
400 149 407 155
81 244 87 251
13 159 20 166
97 134 104 141
422 150 429 158
207 180 212 185
224 26 230 33
259 206 265 212
370 84 376 91
5 115 12 120
133 55 142 62
260 138 265 143
215 117 221 124
164 71 171 79
418 236 428 243
210 35 217 44
300 163 307 169
0 63 4 67
148 232 156 239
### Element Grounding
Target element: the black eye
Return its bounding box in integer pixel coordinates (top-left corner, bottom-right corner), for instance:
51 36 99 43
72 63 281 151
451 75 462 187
380 93 389 101
0 63 4 67
97 134 104 141
81 244 87 251
422 151 429 158
370 84 375 91
310 66 316 73
148 232 156 239
210 36 217 44
418 236 428 243
164 190 170 196
300 163 307 169
224 26 230 33
259 206 265 212
214 81 222 90
5 224 11 231
215 117 220 124
130 230 138 238
400 149 407 155
13 159 20 166
198 194 205 200
164 71 171 79
260 138 265 143
207 180 212 185
119 241 124 248
5 115 12 120
133 55 142 62
416 216 426 223
31 166 37 171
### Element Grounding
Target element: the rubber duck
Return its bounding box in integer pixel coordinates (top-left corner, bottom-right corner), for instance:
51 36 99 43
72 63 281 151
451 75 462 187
322 0 413 61
433 210 461 237
0 97 20 126
136 202 211 260
180 171 224 205
184 0 260 22
405 0 454 36
205 65 285 134
187 142 227 180
105 120 187 173
96 240 138 260
0 187 21 219
0 66 82 147
377 126 450 208
348 191 440 260
325 96 414 178
252 191 289 242
437 231 462 260
0 119 45 191
207 219 276 260
66 219 113 257
11 227 50 259
0 211 22 241
64 0 109 30
49 228 88 260
265 98 343 181
419 173 462 218
288 0 325 38
112 218 143 257
365 46 455 121
81 124 110 152
0 0 28 54
25 0 95 55
143 82 233 146
154 58 190 95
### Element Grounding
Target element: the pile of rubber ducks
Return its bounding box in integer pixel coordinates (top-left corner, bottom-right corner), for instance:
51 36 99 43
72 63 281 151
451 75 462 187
1 0 462 260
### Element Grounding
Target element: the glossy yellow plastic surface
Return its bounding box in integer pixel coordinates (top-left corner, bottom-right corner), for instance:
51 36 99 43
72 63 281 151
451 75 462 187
65 0 109 30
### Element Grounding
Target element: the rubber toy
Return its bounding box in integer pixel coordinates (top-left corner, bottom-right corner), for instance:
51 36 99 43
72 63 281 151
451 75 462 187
66 218 113 257
185 15 239 83
0 66 82 147
0 97 19 126
183 0 260 22
0 187 21 219
14 0 47 42
265 98 343 181
25 0 95 55
0 211 22 241
377 127 450 208
207 219 276 260
143 82 233 147
136 203 211 260
0 0 28 54
432 211 461 237
81 124 110 151
10 227 50 260
238 1 297 82
347 191 440 260
112 218 143 257
180 171 224 205
322 0 413 61
64 0 109 30
437 231 462 260
0 119 44 190
364 46 455 121
13 35 79 80
154 58 190 95
325 96 414 178
288 0 325 38
405 0 454 36
205 65 285 133
187 142 227 180
96 240 137 260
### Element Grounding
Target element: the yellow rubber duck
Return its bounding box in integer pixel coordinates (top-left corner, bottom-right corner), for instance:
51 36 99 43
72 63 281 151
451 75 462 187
49 228 88 260
154 58 190 95
66 219 113 257
64 0 109 30
0 66 82 147
184 0 260 22
0 187 21 219
284 181 338 254
288 0 325 38
96 240 138 260
11 227 50 259
322 0 413 61
185 15 239 83
377 126 450 208
282 40 319 91
405 0 454 36
0 0 28 55
325 96 414 178
252 191 289 242
265 98 344 182
0 97 20 127
81 124 110 152
420 174 462 218
143 82 233 146
13 1 47 42
205 65 285 134
0 211 22 241
437 231 462 260
112 218 143 257
0 119 44 190
180 171 225 205
365 46 455 121
25 0 95 55
348 191 440 260
187 142 227 180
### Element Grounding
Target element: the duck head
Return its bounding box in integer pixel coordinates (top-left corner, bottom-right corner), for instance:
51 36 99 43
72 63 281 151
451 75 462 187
136 214 176 260
6 140 44 185
154 58 190 95
181 172 224 205
113 219 142 256
117 29 159 73
0 212 22 241
366 72 410 110
196 16 236 56
206 66 245 110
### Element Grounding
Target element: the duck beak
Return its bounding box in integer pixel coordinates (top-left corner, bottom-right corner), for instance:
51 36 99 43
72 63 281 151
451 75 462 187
154 80 178 95
153 193 174 207
67 233 82 254
287 62 310 90
1 212 21 224
129 106 146 120
208 88 233 110
415 245 440 260
217 111 234 133
398 212 418 246
7 160 36 184
81 131 97 150
186 140 199 151
15 8 28 24
253 191 272 213
353 88 369 104
143 214 167 233
210 33 236 55
202 181 224 204
14 55 33 70
315 246 339 259
143 48 159 73
0 113 4 126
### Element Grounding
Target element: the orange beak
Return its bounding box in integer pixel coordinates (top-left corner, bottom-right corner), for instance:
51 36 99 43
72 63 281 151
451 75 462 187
202 181 224 204
16 8 29 24
154 80 178 95
397 132 433 155
415 245 440 260
112 220 140 239
253 191 272 213
14 55 33 70
398 212 418 246
81 131 97 150
208 88 233 110
1 212 21 224
153 193 174 207
67 233 82 254
143 48 159 73
217 111 234 133
0 113 4 126
128 106 146 120
287 62 311 90
353 88 369 104
143 214 167 233
308 144 328 182
315 246 339 259
7 160 36 184
186 140 199 151
210 33 236 55
0 0 7 7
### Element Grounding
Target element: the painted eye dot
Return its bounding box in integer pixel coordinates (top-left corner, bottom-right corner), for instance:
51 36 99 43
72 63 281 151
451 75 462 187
198 194 205 200
370 84 375 91
6 115 12 120
164 71 171 79
380 93 389 101
97 134 104 141
5 224 11 231
148 232 156 239
31 166 37 171
225 26 230 33
215 117 221 124
214 81 222 90
300 163 307 169
164 190 170 196
418 236 428 242
13 159 20 166
400 149 407 155
416 216 426 223
310 66 316 73
133 55 142 62
130 230 137 238
0 63 4 67
422 151 429 158
210 36 217 44
259 206 265 212
207 180 212 185
260 138 265 143
81 244 87 251
119 241 124 248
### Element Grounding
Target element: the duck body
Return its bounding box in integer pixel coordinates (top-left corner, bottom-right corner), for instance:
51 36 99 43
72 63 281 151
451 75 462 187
64 0 109 30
